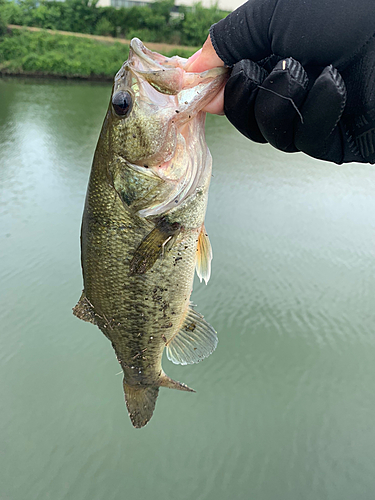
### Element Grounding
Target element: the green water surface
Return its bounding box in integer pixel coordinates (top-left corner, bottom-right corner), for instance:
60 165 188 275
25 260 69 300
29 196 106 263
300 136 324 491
1 78 375 500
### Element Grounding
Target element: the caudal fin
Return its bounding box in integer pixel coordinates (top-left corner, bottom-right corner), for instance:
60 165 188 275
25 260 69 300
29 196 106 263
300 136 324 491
123 382 159 428
123 373 195 428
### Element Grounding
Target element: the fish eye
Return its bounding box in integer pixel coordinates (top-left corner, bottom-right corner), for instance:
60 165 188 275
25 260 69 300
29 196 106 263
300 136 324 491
112 91 132 117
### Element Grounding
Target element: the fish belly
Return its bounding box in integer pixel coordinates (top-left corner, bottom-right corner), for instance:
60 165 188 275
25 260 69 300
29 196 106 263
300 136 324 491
80 178 199 385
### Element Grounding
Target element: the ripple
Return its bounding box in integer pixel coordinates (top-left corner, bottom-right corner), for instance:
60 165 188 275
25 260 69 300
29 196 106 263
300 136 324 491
2 79 375 500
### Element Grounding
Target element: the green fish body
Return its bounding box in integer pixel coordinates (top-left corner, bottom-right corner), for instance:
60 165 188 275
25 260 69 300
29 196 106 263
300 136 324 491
74 39 227 428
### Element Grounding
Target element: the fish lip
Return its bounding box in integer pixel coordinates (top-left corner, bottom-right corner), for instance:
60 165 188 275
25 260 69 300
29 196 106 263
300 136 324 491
114 38 161 87
117 38 228 95
129 37 228 78
129 38 166 70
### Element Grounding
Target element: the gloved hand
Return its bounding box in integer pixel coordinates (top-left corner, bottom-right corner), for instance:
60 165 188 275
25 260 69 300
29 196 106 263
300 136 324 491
192 0 375 164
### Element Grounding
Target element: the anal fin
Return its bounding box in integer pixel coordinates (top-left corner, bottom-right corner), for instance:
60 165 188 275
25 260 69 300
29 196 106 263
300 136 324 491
195 224 212 285
72 292 97 325
166 306 218 365
159 371 195 392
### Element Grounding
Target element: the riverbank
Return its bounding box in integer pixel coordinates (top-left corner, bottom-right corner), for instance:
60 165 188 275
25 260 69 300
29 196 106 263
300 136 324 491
0 26 196 80
7 25 197 55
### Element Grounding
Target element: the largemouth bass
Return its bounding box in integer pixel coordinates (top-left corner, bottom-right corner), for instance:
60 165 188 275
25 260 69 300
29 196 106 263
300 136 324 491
73 38 227 428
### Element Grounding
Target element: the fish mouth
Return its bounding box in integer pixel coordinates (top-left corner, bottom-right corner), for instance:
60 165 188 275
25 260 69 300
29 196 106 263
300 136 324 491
123 38 228 105
129 38 182 71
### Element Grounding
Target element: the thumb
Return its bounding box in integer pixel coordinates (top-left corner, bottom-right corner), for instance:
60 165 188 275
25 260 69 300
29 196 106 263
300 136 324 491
185 36 225 73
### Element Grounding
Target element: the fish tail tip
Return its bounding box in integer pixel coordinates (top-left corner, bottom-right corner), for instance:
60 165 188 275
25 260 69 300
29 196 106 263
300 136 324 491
123 381 159 428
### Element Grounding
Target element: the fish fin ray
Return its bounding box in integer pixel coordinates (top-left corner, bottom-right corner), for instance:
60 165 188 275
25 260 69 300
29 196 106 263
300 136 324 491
159 372 195 392
129 218 181 274
72 292 97 325
195 225 212 285
166 306 218 365
123 382 159 428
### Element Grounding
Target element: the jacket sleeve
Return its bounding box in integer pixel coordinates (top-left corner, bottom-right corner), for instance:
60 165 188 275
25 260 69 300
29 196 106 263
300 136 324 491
210 0 375 70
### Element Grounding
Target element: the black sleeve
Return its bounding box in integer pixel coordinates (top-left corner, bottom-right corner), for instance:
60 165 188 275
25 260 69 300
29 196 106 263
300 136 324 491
210 0 375 71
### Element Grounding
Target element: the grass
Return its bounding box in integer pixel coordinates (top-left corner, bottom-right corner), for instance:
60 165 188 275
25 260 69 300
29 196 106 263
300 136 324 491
0 27 196 79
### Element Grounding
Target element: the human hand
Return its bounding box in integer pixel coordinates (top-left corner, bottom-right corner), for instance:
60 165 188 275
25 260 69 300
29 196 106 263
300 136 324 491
201 0 375 164
185 36 225 115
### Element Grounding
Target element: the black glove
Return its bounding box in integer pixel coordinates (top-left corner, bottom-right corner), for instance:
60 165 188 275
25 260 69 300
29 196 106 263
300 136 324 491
210 0 375 164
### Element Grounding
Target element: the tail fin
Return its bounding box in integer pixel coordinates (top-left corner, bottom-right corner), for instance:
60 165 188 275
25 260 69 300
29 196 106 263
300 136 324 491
123 373 195 428
123 382 159 428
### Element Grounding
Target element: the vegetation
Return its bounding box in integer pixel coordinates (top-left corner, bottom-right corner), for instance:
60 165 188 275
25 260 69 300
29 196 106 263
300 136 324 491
1 0 229 46
0 27 196 79
0 0 8 35
0 0 227 79
0 28 126 78
179 2 227 46
0 0 225 78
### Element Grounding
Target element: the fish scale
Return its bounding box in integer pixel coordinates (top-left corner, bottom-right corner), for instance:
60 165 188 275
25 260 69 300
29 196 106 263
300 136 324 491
74 38 227 428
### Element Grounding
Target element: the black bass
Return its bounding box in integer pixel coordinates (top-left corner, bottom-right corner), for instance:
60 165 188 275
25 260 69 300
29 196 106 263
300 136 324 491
73 38 227 428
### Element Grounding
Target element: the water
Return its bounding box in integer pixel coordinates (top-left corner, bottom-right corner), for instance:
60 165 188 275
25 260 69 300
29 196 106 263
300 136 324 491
1 77 375 500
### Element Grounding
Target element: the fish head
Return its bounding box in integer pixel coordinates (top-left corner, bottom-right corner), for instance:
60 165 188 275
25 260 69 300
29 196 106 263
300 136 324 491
105 39 227 216
109 38 227 168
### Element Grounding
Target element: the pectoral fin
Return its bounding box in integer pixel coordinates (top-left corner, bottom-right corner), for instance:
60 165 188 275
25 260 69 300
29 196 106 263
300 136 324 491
166 306 218 365
195 225 212 285
130 218 181 275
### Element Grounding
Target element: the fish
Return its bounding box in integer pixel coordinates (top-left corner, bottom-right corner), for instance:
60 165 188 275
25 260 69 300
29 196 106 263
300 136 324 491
73 38 227 428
